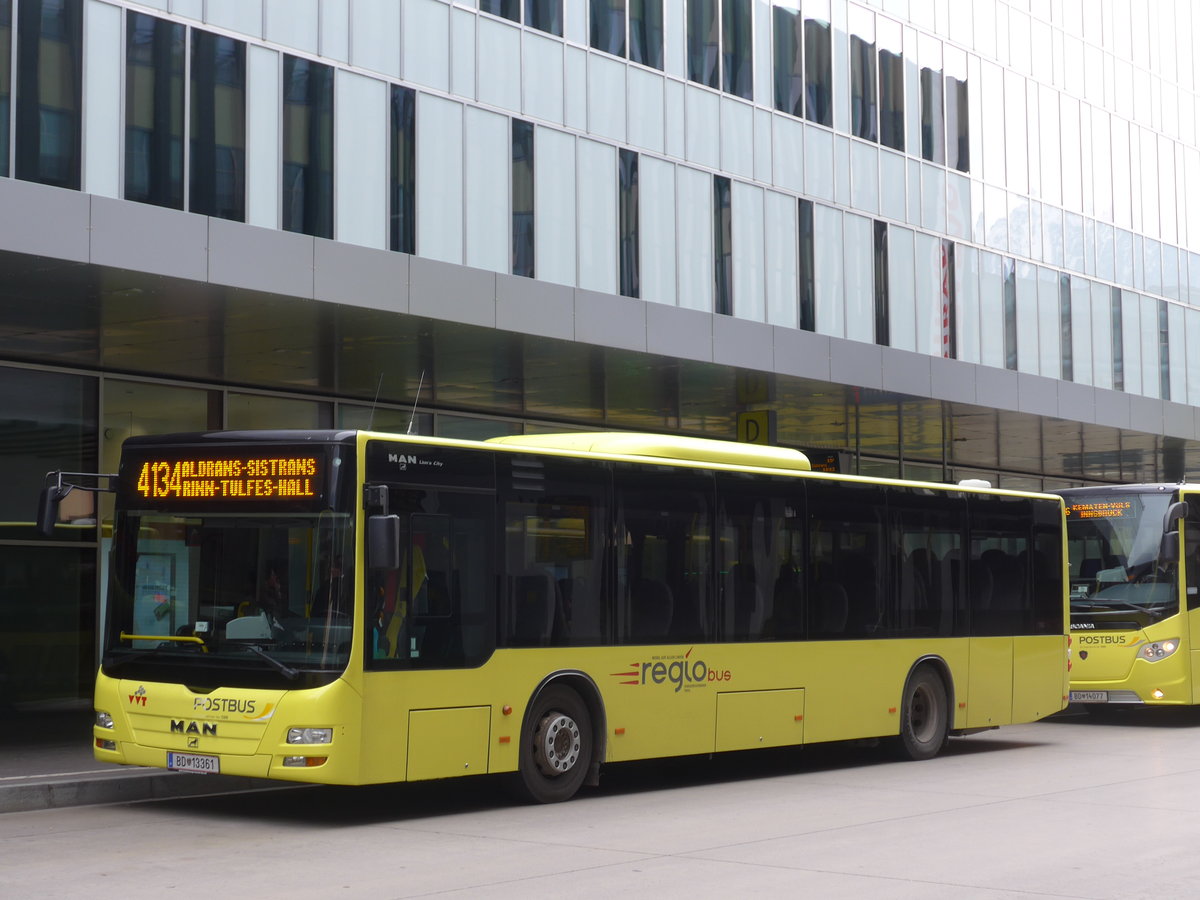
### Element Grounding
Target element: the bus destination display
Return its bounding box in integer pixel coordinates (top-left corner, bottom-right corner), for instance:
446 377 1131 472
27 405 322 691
1066 500 1132 520
132 455 322 501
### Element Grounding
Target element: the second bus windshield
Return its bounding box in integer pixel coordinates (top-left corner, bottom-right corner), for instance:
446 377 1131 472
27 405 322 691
1063 491 1177 627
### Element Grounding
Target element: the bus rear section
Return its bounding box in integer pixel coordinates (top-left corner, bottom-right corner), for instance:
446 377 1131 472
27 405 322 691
1058 485 1198 706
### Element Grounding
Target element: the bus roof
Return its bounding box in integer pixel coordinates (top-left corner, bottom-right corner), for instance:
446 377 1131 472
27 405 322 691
487 432 811 472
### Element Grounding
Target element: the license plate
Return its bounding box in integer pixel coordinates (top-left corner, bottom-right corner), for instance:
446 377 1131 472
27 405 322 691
1070 691 1108 703
167 752 220 774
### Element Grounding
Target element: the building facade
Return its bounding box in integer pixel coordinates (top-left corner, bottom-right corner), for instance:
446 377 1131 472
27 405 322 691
1 0 1197 709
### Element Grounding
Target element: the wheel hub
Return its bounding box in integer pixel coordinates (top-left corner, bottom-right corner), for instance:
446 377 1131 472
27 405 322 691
534 712 581 777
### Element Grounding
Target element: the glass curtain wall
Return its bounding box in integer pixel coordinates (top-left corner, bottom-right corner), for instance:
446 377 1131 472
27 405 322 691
0 0 11 177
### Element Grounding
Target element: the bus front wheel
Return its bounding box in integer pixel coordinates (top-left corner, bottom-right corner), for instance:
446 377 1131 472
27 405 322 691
512 684 592 803
894 665 949 761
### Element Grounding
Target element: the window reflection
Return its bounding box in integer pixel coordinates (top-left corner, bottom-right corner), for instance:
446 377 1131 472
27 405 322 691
848 6 876 142
1 0 12 177
15 0 82 190
877 17 903 152
191 31 246 221
282 56 334 239
125 13 184 210
390 85 415 255
512 119 535 278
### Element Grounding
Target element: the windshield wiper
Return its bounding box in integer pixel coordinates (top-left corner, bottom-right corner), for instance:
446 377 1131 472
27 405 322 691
242 644 300 680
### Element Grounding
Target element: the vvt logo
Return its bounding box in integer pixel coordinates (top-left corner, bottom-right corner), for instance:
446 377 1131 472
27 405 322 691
128 685 148 707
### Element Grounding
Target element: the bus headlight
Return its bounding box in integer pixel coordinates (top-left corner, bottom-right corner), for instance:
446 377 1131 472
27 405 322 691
96 711 114 729
287 727 333 744
1139 639 1180 662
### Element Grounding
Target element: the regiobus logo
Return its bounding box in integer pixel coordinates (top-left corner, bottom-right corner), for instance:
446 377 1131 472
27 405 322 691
611 647 732 693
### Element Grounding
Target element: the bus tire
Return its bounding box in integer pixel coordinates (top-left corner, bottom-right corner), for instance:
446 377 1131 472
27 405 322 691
512 684 592 804
894 665 949 761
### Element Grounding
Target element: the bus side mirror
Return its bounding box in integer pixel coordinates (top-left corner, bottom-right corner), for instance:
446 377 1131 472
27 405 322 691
1161 530 1181 563
36 484 71 537
1164 501 1189 529
367 515 401 570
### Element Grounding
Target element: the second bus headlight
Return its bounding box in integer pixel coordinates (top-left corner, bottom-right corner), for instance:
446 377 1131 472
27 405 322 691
1140 639 1180 662
287 727 333 744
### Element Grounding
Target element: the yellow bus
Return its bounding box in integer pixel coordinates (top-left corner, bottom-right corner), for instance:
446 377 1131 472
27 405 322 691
50 430 1069 803
1057 484 1197 708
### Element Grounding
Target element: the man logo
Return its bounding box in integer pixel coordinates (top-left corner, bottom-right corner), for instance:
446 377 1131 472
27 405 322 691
171 720 217 736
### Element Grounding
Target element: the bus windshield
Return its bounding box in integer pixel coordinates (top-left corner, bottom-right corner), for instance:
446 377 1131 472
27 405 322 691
1063 491 1177 629
103 509 355 687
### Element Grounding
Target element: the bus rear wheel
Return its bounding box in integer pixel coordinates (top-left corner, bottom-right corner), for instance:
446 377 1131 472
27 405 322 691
512 684 592 803
894 665 949 761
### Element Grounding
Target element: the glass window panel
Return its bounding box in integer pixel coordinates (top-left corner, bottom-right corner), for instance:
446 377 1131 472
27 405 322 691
731 181 764 321
512 118 535 277
880 149 906 221
980 60 1004 185
764 190 797 327
0 546 95 704
979 252 1008 367
849 5 877 142
591 0 625 56
914 232 942 356
878 16 904 152
1144 237 1162 297
1036 267 1060 378
888 225 917 352
1168 302 1185 403
226 393 329 429
630 0 663 69
281 55 333 239
619 148 639 298
1187 308 1200 404
1037 84 1061 206
416 93 463 265
578 138 617 294
813 203 844 337
15 0 82 189
1060 94 1082 212
843 212 873 343
677 166 713 311
390 85 415 254
804 9 832 127
124 13 184 210
0 367 95 542
722 0 752 99
480 0 519 22
954 243 980 363
534 126 574 286
1121 290 1141 394
0 0 10 176
640 155 676 304
851 140 878 214
525 0 562 36
713 175 732 315
1012 262 1041 374
918 34 944 164
1003 256 1018 370
1140 295 1158 398
799 198 815 331
1004 70 1027 194
1059 273 1073 382
189 31 245 221
464 107 508 274
1071 278 1096 386
687 0 718 89
772 3 802 117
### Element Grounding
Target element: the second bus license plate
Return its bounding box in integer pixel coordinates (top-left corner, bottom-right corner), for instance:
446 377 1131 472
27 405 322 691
167 752 220 774
1069 691 1108 703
